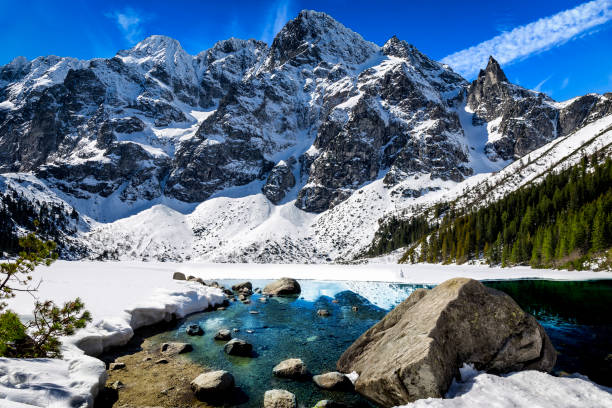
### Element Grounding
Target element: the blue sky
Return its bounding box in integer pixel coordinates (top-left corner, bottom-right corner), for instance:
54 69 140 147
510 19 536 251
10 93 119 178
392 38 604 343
1 0 611 101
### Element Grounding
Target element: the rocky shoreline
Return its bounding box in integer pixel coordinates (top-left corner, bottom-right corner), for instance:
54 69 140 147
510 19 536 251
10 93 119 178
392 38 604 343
92 275 561 408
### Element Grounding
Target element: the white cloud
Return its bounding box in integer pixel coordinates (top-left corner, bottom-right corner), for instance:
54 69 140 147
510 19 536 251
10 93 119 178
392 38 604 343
261 0 291 45
106 8 146 44
534 75 553 92
442 0 612 78
561 77 570 89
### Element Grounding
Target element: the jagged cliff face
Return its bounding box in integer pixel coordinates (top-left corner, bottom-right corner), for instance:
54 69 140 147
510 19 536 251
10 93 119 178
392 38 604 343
467 57 612 161
1 10 610 226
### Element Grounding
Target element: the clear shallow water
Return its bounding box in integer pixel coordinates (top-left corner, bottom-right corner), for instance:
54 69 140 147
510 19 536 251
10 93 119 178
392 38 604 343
484 279 612 387
149 279 612 407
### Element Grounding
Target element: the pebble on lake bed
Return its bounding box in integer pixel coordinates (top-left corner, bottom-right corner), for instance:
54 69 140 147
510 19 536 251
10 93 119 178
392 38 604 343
109 362 126 370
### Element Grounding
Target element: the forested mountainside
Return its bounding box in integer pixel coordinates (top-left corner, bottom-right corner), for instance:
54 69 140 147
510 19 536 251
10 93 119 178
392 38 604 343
0 10 611 262
369 151 612 270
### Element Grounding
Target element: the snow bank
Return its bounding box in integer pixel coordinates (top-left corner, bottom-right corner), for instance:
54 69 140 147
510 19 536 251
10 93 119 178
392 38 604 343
399 368 612 408
177 261 612 284
1 263 225 408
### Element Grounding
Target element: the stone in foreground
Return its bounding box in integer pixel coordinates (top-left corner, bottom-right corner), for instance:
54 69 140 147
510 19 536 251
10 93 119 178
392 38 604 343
312 372 352 390
263 278 301 296
191 370 234 400
160 342 193 356
337 278 557 407
224 338 253 357
264 389 296 408
273 358 309 379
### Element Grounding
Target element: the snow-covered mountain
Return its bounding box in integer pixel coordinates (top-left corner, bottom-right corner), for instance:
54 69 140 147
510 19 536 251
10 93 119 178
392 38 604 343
0 10 610 261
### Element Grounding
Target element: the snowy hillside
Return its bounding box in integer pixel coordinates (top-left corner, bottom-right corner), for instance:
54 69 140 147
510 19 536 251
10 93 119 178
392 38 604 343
1 10 610 262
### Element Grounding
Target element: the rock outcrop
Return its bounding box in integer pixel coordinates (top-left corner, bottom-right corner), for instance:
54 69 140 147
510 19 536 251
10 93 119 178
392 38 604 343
337 278 556 407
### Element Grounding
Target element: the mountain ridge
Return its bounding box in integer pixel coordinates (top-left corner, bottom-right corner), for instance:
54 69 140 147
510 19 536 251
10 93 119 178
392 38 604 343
0 9 610 262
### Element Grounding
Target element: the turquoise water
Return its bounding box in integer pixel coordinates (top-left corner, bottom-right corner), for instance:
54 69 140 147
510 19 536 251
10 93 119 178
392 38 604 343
484 279 612 386
149 279 612 407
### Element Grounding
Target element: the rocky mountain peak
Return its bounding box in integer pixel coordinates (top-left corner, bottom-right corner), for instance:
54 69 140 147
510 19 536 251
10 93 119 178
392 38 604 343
116 35 192 71
481 56 508 85
0 56 31 83
382 35 413 58
265 9 378 69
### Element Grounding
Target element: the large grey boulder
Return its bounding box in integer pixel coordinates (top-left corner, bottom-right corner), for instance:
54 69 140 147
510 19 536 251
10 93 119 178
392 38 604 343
272 358 309 379
263 389 296 408
263 278 301 296
190 370 234 400
337 278 556 407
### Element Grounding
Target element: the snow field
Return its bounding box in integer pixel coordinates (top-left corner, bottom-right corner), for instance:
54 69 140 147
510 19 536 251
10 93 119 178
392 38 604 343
1 262 225 408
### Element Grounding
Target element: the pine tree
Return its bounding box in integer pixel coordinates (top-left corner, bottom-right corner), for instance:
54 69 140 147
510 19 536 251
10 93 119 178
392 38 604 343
592 203 606 252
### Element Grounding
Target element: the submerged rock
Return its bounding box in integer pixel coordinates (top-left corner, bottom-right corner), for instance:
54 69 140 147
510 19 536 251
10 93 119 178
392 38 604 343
186 324 204 336
263 278 301 296
224 338 253 357
264 389 296 408
191 370 235 400
214 329 232 341
160 342 193 356
337 278 557 407
314 400 349 408
312 372 352 390
273 358 309 379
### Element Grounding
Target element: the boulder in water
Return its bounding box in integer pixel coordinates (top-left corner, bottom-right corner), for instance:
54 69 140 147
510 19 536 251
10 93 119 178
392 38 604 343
263 278 301 296
186 324 203 336
191 370 234 400
337 278 556 407
224 338 253 357
214 329 232 341
273 358 309 379
263 389 296 408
